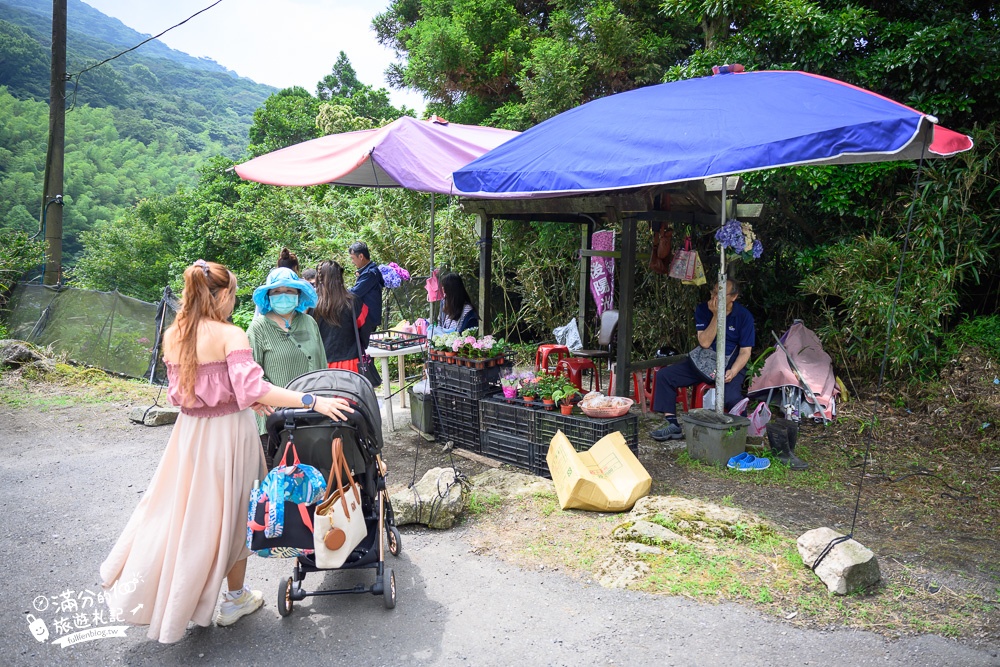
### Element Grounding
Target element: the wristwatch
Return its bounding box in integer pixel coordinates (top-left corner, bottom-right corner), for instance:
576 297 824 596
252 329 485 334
301 393 316 409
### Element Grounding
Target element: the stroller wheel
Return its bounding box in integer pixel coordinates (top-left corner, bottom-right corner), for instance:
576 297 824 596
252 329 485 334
278 577 294 617
383 568 396 609
387 526 402 557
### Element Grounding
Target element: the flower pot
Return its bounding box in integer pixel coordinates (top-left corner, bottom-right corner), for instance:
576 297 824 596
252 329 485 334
559 404 573 415
502 386 518 400
522 395 535 403
542 398 555 410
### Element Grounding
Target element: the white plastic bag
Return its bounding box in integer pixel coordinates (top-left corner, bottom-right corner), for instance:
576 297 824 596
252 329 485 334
748 401 772 437
553 318 583 352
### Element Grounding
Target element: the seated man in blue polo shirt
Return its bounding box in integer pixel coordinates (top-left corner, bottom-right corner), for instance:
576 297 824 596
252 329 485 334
651 277 755 441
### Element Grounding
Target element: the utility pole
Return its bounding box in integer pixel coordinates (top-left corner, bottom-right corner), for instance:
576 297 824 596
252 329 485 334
42 0 67 286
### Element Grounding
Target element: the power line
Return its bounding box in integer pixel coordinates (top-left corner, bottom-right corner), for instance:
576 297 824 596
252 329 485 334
66 0 224 109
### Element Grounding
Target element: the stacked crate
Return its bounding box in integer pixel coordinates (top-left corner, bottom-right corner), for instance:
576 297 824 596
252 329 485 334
478 395 639 477
428 361 508 453
479 395 538 471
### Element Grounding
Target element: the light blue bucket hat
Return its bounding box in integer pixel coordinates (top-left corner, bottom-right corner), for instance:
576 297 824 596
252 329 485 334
252 267 318 314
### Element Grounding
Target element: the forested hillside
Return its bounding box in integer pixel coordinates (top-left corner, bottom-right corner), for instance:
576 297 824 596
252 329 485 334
0 0 274 260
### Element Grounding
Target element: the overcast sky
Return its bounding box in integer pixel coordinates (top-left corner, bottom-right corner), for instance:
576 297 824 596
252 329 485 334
81 0 426 113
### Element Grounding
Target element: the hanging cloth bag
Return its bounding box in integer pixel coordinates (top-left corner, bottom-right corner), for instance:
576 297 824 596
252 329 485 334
313 437 367 569
668 237 698 281
247 440 326 557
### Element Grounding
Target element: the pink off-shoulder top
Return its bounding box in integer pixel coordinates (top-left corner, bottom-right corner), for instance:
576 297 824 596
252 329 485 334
165 348 273 417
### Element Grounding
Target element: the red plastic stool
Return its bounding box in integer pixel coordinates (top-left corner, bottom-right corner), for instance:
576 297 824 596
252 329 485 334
675 382 712 411
555 358 600 392
535 344 569 375
691 382 712 409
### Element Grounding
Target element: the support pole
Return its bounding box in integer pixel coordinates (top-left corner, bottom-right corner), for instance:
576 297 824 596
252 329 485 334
477 212 493 335
42 0 66 286
577 220 591 333
614 210 636 397
714 177 728 413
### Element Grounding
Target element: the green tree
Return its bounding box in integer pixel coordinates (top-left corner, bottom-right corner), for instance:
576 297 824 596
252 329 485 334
247 86 322 156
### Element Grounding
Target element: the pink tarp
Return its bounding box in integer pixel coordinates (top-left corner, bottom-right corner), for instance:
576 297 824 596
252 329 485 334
234 116 518 194
748 322 839 420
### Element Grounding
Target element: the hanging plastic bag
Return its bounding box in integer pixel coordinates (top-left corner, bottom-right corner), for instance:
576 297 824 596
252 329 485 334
668 238 697 281
425 269 443 302
748 401 772 437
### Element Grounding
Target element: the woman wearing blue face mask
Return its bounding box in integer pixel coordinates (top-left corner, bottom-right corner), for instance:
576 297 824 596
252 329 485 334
247 267 327 460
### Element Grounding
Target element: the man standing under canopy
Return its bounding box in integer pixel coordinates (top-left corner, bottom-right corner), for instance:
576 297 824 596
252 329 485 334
348 241 384 349
651 278 755 441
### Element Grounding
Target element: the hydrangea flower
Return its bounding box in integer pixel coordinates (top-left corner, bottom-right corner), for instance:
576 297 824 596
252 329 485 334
715 219 763 261
379 264 402 289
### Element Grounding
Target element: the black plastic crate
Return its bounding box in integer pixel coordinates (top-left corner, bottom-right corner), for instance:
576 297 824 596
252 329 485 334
433 390 481 453
481 429 533 471
531 414 640 478
369 330 426 350
535 412 640 456
479 394 538 440
427 360 510 399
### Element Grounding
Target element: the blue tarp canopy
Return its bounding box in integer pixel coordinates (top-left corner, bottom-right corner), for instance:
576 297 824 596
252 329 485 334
453 70 972 197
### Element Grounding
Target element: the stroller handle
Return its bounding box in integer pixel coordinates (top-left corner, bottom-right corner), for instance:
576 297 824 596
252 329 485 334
275 405 365 432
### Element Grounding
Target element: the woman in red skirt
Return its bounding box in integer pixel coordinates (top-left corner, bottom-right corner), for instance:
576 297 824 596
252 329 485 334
314 259 367 372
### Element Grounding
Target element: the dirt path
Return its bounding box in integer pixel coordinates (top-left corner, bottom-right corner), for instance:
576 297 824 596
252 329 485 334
1 397 998 666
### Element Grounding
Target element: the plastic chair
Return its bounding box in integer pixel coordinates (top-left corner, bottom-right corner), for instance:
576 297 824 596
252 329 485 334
573 310 619 369
555 358 600 392
535 344 569 375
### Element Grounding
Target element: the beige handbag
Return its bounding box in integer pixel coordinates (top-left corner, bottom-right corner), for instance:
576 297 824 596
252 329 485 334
313 437 366 569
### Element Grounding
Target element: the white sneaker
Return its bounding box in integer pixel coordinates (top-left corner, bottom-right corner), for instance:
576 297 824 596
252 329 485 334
215 587 263 627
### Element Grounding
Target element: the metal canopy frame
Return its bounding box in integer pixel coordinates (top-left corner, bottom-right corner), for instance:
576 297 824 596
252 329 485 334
461 178 746 396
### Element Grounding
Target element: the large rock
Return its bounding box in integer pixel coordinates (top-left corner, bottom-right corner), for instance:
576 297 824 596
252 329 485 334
468 468 555 499
797 527 881 595
612 519 687 546
390 467 465 529
129 405 179 426
0 340 44 367
628 495 764 538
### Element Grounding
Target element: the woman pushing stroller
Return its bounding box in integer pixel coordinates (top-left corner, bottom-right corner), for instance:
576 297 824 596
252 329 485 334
100 260 353 644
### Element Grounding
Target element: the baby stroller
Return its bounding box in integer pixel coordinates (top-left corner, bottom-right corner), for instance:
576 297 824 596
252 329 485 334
264 369 401 614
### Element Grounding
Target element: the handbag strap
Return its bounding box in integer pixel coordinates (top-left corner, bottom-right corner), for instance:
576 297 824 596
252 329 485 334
350 305 367 370
319 437 360 519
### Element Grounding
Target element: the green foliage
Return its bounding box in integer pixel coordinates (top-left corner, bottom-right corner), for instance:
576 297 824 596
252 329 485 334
945 316 1000 361
0 229 43 299
375 0 700 128
71 195 186 302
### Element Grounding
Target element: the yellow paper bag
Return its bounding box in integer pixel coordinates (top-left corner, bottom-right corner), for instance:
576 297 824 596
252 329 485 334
546 430 652 512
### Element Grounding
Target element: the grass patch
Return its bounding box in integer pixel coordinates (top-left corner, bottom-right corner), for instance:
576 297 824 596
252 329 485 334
674 449 844 492
1 363 159 409
466 491 504 515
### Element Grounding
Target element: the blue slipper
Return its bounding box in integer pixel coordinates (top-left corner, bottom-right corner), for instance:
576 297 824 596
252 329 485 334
736 455 771 471
727 452 752 469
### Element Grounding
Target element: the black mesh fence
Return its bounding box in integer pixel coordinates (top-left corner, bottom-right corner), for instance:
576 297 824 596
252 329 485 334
4 284 178 382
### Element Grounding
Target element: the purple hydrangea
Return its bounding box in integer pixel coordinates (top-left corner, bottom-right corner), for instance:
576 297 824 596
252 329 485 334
751 239 763 259
715 219 745 253
388 262 411 281
379 264 402 289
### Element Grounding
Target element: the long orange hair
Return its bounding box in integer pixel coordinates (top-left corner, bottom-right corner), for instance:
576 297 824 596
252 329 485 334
168 260 236 405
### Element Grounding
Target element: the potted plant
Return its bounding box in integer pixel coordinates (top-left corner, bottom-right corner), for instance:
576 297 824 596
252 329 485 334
518 372 538 402
500 372 520 401
551 382 581 415
535 374 561 410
